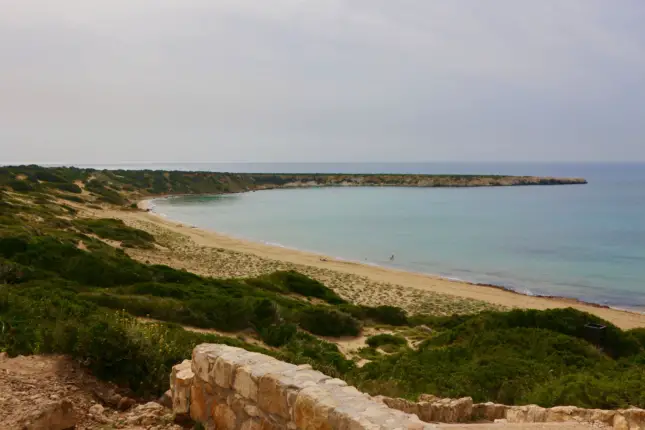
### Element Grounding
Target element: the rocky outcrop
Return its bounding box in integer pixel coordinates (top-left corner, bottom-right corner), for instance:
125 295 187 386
379 394 645 429
170 344 436 430
18 399 76 430
0 354 181 430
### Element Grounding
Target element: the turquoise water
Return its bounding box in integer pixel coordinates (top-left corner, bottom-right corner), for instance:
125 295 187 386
149 163 645 309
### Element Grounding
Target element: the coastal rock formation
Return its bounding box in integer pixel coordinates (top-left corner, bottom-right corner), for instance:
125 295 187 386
170 343 436 430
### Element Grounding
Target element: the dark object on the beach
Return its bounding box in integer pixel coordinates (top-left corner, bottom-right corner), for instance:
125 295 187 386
584 323 607 348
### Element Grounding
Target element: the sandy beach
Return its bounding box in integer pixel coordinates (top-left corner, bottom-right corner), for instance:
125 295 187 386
87 199 645 329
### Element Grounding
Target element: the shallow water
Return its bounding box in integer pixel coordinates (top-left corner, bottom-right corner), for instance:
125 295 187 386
149 163 645 309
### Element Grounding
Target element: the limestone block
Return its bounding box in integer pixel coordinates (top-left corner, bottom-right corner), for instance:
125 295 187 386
171 359 194 415
447 397 473 422
193 344 233 382
258 368 331 420
294 385 338 430
525 405 547 423
324 378 348 388
212 403 238 430
546 405 578 422
381 397 419 416
588 409 616 426
235 365 260 402
622 408 645 429
613 414 629 430
472 402 507 421
190 382 211 423
242 418 263 430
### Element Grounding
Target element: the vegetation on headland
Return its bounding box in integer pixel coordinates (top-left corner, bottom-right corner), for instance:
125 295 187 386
4 165 645 412
0 164 586 201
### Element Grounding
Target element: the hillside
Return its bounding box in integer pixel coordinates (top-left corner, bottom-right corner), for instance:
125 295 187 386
3 165 645 414
0 165 586 203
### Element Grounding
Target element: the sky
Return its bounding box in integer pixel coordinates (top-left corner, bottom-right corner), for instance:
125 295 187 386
1 1 644 164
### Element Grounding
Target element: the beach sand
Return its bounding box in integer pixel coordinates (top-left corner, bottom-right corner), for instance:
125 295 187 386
87 200 645 329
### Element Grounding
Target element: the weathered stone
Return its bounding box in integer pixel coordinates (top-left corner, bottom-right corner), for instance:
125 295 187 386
172 344 450 430
418 394 439 403
258 373 292 419
546 405 578 422
235 365 260 402
588 408 616 425
622 408 645 429
381 397 419 416
294 386 337 430
241 418 263 430
171 359 194 415
214 354 237 388
117 396 136 411
245 404 261 417
297 364 313 370
507 404 546 423
158 389 173 408
472 402 507 421
213 403 238 430
613 414 629 430
89 403 104 416
20 399 76 430
190 382 210 423
448 397 473 422
324 378 348 388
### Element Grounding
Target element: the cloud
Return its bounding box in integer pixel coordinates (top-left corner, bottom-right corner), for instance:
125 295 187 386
1 0 644 163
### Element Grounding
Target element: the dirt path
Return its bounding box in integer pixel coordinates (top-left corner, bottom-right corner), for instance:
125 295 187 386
0 353 181 429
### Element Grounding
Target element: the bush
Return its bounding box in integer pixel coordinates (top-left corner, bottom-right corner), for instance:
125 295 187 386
366 306 408 326
366 333 407 348
8 180 35 193
35 171 67 183
628 328 645 349
259 323 298 347
437 308 641 359
74 218 155 249
52 182 83 194
262 271 346 304
298 307 361 337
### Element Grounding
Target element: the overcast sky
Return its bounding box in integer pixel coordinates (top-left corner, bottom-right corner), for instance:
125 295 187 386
1 1 644 164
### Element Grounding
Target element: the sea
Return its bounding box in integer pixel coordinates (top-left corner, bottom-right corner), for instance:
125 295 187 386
92 162 645 310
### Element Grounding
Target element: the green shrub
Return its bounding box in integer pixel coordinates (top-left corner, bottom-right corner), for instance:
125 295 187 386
366 333 407 348
281 331 355 376
262 271 346 304
57 194 85 203
259 323 298 347
35 171 67 183
366 306 408 326
8 180 35 193
298 307 361 337
628 328 645 349
436 308 641 359
52 182 83 194
74 218 155 248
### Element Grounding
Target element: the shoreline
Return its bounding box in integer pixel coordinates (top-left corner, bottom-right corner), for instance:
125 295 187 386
124 197 645 329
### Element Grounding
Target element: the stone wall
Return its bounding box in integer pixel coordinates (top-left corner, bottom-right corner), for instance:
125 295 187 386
378 395 645 429
170 344 436 430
